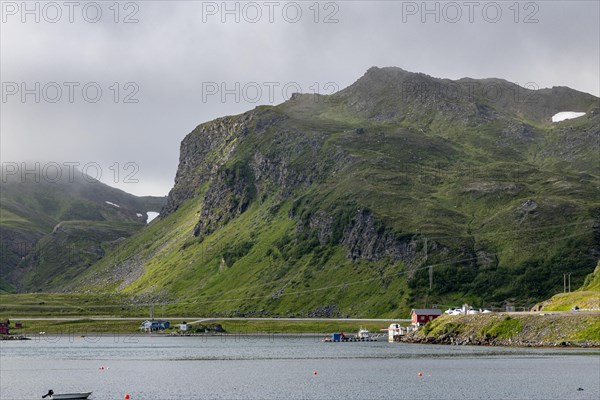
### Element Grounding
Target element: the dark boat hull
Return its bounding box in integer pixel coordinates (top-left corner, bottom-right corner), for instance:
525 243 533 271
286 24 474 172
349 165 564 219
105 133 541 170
51 392 92 400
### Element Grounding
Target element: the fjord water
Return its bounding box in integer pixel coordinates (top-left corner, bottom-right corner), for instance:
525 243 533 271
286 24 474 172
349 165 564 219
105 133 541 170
1 336 599 399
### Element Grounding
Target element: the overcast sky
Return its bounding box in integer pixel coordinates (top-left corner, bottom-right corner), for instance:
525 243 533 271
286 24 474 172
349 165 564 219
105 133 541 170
1 0 599 196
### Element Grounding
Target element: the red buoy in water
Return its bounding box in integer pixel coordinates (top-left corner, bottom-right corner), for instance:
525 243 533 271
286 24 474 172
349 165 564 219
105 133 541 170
124 394 130 399
418 372 423 377
313 371 317 376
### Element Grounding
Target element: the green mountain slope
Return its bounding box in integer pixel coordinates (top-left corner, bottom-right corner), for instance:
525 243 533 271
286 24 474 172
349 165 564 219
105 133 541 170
0 167 166 292
74 67 599 317
536 261 600 311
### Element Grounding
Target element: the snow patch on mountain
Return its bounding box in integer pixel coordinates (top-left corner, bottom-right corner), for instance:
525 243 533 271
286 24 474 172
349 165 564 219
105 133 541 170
552 112 586 122
147 211 160 223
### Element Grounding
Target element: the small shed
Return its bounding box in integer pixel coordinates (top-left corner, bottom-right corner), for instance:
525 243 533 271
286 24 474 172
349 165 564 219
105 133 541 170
330 332 348 342
139 320 170 332
411 309 442 326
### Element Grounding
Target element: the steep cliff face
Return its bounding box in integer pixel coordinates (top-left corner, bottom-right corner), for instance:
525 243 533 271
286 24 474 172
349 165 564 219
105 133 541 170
75 67 599 316
192 163 256 237
298 208 423 263
165 99 357 242
163 112 257 215
341 210 420 263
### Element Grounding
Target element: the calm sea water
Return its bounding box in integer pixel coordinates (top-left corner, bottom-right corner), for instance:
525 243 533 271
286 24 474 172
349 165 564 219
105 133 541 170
1 335 599 399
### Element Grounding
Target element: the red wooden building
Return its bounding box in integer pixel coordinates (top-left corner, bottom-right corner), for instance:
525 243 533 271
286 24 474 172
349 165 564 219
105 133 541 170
411 309 442 326
0 320 10 335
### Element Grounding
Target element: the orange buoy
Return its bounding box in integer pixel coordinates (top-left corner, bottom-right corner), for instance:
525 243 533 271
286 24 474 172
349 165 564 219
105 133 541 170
124 394 130 399
418 372 423 377
313 371 317 375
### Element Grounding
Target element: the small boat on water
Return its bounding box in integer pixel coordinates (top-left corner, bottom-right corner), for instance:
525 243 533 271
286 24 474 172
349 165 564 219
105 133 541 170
357 327 386 341
323 329 384 342
42 390 92 399
357 327 370 339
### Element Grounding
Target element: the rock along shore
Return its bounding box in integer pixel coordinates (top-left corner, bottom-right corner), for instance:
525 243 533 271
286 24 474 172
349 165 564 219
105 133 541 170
396 312 600 348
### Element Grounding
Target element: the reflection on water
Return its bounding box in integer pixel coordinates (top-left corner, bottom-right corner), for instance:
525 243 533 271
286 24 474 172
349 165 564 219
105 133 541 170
2 336 599 399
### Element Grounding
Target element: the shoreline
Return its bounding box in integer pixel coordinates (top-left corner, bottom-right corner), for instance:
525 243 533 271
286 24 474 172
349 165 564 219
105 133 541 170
395 335 600 348
0 335 30 341
398 312 600 348
2 311 598 348
3 332 600 348
2 331 331 339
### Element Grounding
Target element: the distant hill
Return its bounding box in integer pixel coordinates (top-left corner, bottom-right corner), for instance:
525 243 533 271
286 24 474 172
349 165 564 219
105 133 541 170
0 165 166 292
58 68 600 316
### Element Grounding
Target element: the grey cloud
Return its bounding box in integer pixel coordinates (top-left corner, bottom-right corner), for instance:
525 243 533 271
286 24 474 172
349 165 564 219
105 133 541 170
1 0 598 196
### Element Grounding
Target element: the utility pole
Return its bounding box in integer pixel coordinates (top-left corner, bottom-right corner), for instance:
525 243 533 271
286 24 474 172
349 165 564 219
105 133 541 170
563 274 567 293
429 267 433 290
150 304 154 320
568 273 571 293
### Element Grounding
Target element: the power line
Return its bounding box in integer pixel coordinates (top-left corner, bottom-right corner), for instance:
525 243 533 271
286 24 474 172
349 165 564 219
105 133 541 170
1 255 481 309
2 228 594 309
417 220 593 241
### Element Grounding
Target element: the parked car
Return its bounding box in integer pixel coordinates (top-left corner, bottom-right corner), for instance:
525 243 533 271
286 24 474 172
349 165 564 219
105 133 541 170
444 307 461 314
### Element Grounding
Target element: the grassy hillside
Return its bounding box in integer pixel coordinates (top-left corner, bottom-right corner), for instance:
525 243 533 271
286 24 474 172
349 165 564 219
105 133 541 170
74 196 413 317
0 167 166 291
65 68 600 318
4 68 597 318
0 293 133 317
536 262 600 311
409 313 600 346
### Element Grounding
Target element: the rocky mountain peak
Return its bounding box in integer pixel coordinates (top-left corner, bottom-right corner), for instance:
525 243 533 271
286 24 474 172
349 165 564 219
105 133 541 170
334 67 598 123
60 67 599 315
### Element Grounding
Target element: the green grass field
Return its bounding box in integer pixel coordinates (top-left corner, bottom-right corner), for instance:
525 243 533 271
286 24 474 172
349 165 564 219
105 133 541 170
539 263 600 311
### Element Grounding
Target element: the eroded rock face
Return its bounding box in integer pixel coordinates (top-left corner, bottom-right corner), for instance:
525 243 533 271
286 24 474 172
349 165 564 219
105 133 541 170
190 140 336 238
297 208 425 263
0 227 43 287
193 166 255 237
501 122 537 143
163 113 256 215
520 199 538 212
164 106 347 240
341 209 419 262
308 211 333 246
